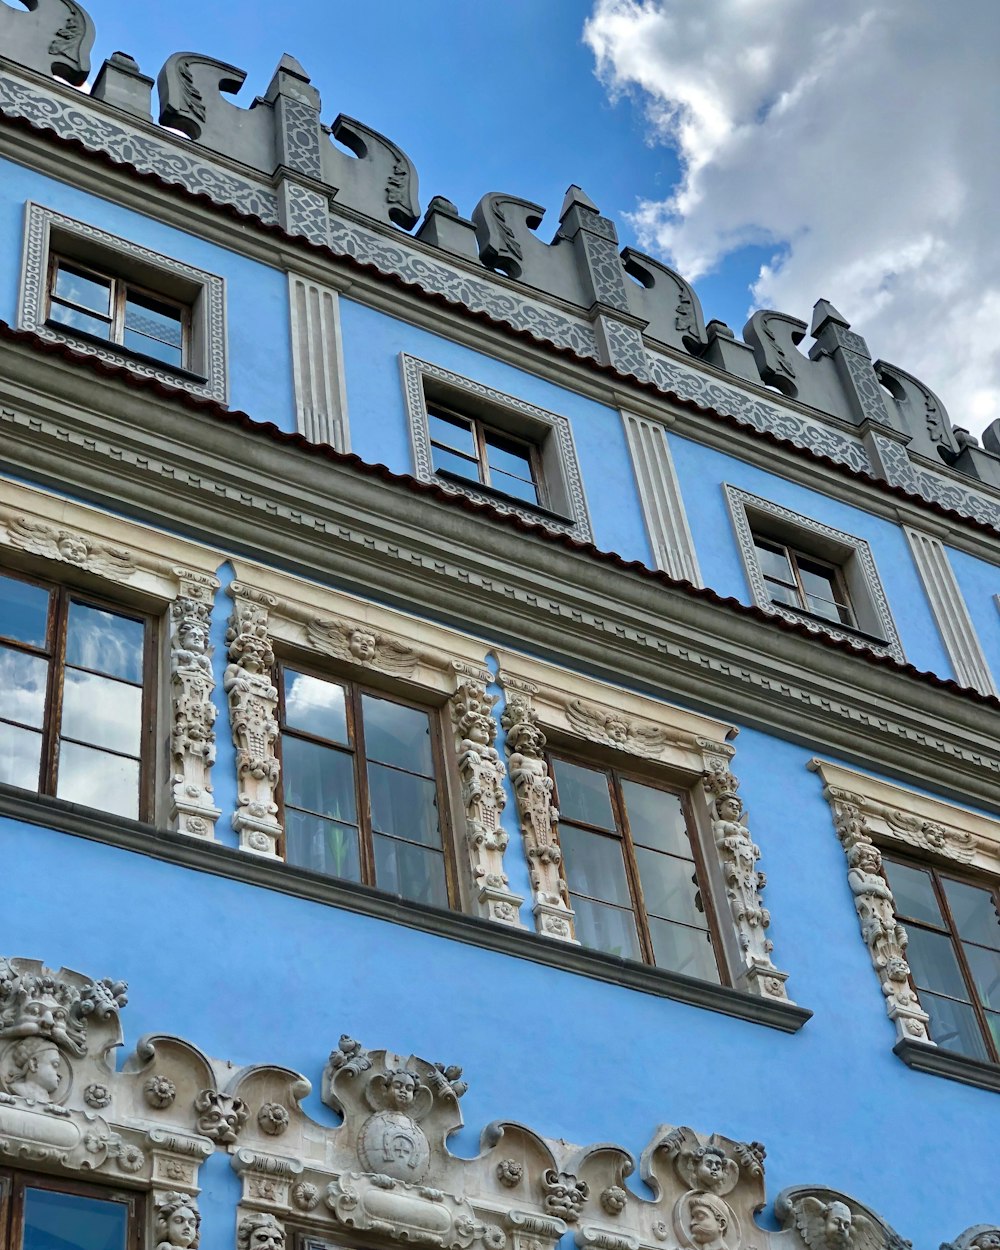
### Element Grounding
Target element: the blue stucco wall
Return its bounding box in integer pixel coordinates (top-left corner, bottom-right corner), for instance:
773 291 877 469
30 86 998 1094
666 430 954 679
0 158 295 428
338 299 653 566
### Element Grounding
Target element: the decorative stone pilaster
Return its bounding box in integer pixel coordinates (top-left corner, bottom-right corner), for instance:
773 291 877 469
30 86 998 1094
225 584 282 858
822 784 931 1045
499 684 576 943
450 667 524 928
700 746 791 1003
169 569 222 841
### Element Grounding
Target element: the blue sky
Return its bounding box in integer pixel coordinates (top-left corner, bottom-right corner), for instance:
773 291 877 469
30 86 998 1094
68 0 1000 436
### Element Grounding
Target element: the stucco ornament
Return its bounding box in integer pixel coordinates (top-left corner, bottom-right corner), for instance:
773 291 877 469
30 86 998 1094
673 1190 740 1250
565 699 669 758
500 691 576 942
451 673 523 927
155 1191 201 1250
775 1188 910 1250
195 1088 250 1145
307 616 420 677
942 1228 1000 1250
170 571 222 840
225 584 282 857
145 1074 178 1108
258 1101 290 1136
237 1211 286 1250
497 1159 523 1188
542 1169 589 1223
3 514 136 579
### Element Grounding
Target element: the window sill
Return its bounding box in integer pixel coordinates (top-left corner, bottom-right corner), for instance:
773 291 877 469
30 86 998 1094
768 600 888 647
43 319 209 385
435 469 575 528
0 783 811 1035
894 1038 1000 1094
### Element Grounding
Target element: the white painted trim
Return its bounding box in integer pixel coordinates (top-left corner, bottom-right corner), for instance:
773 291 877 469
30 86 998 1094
288 273 350 451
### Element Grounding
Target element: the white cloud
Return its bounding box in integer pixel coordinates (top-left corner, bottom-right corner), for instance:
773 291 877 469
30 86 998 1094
584 0 1000 436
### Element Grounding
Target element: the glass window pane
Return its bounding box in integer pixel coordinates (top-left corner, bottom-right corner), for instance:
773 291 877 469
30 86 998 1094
635 847 707 928
489 470 540 505
803 593 852 625
0 573 50 646
558 824 632 907
428 409 476 456
753 539 793 583
764 580 800 608
963 943 1000 1011
123 328 184 368
0 646 49 728
285 809 361 882
904 925 971 1001
54 262 112 314
648 917 719 982
125 291 184 347
920 991 991 1062
571 896 641 961
362 695 434 775
23 1185 129 1250
368 762 441 848
66 602 144 683
48 300 113 339
283 670 348 744
798 559 840 601
373 833 448 908
943 878 1000 951
57 740 139 818
987 1010 1000 1055
883 860 944 927
485 433 534 480
61 670 142 755
620 780 689 855
282 735 357 823
0 720 42 790
551 758 615 829
431 445 481 482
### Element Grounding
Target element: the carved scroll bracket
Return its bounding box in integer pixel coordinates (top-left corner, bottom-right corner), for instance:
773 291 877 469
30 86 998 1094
225 583 282 858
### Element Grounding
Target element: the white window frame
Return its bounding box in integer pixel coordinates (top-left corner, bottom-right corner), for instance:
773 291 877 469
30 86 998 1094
19 201 228 403
725 484 904 661
401 354 593 543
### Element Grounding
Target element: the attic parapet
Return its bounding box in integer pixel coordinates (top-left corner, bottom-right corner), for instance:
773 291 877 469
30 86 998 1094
2 0 1000 530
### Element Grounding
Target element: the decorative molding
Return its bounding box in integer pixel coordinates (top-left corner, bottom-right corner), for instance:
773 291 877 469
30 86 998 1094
19 201 228 403
450 671 525 928
725 484 905 661
288 274 350 452
875 433 1000 534
169 568 222 841
225 583 282 858
620 412 701 585
0 512 136 579
903 527 997 695
305 616 421 678
400 353 594 544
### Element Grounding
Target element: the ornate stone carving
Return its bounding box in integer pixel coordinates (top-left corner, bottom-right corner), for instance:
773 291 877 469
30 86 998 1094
600 1186 628 1215
195 1089 249 1145
2 514 136 579
306 616 420 676
225 584 282 857
451 672 523 927
775 1187 910 1250
500 688 576 943
238 1211 286 1250
497 1159 523 1188
943 1229 1000 1250
542 1170 589 1223
84 1081 112 1109
170 570 222 841
0 957 127 1062
565 699 670 757
257 1102 290 1136
700 756 790 1002
146 1074 178 1108
155 1191 201 1250
0 0 95 85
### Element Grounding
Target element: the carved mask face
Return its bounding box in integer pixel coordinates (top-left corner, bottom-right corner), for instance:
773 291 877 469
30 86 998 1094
250 1228 283 1250
19 991 72 1043
688 1198 727 1244
349 631 377 663
167 1206 198 1248
824 1202 852 1245
389 1073 416 1108
855 845 881 873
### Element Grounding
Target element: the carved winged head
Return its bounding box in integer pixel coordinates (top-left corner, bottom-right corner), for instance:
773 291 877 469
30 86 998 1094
794 1197 879 1250
237 1212 285 1250
365 1065 433 1120
155 1192 201 1250
348 629 378 664
55 530 91 565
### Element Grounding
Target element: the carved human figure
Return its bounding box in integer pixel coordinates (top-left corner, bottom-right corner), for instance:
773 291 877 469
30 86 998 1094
6 1038 64 1102
155 1192 200 1250
685 1192 733 1249
237 1212 285 1250
847 843 904 952
712 792 771 952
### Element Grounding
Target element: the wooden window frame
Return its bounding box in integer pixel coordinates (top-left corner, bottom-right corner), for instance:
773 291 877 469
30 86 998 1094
275 660 460 908
548 752 728 981
0 1167 143 1250
0 567 157 822
427 399 545 508
46 253 191 370
751 533 857 628
883 851 1000 1063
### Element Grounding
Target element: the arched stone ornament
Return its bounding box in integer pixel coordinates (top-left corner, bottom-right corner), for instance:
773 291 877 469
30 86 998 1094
775 1185 911 1250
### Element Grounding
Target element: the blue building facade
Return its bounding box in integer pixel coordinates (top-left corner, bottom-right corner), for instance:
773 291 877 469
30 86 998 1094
0 6 998 1250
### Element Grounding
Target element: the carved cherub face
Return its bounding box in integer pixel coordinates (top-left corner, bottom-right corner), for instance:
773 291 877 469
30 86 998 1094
605 718 629 744
349 630 378 663
167 1206 199 1249
388 1071 418 1108
688 1195 729 1245
57 532 90 565
693 1146 727 1189
824 1202 852 1245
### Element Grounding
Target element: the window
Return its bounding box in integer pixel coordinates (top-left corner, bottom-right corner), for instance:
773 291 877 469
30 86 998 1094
278 665 453 908
0 1169 141 1250
549 755 722 981
0 568 152 820
401 354 593 543
47 255 188 369
725 484 904 660
883 856 1000 1063
19 202 227 402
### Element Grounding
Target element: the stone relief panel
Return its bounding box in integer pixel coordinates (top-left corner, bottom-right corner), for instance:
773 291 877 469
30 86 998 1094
1 514 136 580
0 957 985 1248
